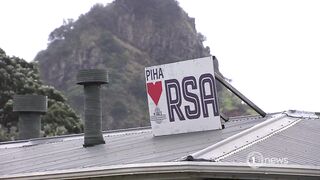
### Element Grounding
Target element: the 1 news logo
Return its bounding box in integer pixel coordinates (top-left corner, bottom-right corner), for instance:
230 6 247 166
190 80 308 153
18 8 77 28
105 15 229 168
246 151 289 169
246 151 264 169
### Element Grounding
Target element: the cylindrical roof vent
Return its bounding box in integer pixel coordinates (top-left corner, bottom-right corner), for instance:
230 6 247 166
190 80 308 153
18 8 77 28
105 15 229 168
13 95 47 140
77 69 108 147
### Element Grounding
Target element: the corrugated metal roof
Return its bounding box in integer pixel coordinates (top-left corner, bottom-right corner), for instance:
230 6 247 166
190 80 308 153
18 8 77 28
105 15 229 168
0 114 269 175
221 117 320 166
1 111 319 178
187 114 301 161
183 111 320 167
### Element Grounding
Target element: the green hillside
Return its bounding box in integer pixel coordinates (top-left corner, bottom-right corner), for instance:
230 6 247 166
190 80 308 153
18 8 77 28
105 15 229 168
35 0 254 131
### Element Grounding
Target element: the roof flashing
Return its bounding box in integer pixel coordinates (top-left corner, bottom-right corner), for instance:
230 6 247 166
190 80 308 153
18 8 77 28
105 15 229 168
285 110 319 119
186 112 303 161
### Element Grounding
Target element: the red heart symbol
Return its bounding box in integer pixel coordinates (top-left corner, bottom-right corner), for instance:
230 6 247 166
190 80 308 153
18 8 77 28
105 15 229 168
147 81 162 105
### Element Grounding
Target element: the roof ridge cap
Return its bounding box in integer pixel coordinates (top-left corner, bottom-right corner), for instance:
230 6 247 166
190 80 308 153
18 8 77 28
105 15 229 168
184 113 301 162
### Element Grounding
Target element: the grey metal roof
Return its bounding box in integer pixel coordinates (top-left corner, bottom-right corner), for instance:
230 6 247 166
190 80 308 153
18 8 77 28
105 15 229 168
221 116 320 166
1 111 319 179
185 111 320 167
0 114 269 176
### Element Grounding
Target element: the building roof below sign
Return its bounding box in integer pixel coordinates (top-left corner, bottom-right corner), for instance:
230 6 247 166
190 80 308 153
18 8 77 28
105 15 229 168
0 111 319 179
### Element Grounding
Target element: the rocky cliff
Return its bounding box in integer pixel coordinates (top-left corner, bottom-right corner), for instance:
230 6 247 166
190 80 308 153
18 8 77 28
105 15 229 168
35 0 251 130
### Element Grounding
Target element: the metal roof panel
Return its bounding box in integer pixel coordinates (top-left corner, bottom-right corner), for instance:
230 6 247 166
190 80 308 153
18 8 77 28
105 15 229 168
0 115 269 175
221 117 320 166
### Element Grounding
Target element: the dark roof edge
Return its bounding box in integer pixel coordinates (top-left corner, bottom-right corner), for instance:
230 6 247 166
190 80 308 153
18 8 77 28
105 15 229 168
1 162 319 180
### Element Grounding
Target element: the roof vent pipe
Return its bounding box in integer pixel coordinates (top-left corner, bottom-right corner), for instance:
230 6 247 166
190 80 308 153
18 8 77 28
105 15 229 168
13 95 47 140
77 69 108 147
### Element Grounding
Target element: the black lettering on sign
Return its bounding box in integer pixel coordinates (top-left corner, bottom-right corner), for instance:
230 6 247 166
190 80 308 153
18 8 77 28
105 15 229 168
199 73 219 117
165 79 185 122
182 76 200 119
164 73 219 122
146 68 164 81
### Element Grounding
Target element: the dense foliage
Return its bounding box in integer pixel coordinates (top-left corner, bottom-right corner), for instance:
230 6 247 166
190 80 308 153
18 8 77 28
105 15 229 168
0 48 82 141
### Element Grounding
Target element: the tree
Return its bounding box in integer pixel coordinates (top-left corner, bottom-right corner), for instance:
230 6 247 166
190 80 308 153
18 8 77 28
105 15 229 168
48 18 74 42
218 87 256 117
0 48 83 141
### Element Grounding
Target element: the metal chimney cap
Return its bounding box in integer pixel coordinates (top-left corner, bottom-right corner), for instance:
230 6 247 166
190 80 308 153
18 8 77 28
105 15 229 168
77 69 108 85
13 95 47 114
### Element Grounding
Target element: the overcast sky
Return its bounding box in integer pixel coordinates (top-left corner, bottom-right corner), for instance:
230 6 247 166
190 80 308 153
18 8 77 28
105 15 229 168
1 0 320 113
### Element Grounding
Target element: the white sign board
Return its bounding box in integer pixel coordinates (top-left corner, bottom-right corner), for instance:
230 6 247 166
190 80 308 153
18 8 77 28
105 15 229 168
145 56 221 136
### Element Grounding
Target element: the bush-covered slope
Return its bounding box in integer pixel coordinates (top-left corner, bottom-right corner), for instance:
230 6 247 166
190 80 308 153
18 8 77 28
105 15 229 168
35 0 254 130
0 48 82 141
